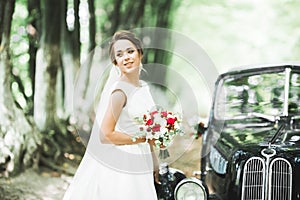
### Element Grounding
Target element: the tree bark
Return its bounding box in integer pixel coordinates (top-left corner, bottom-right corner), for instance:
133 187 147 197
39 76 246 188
27 0 41 115
34 0 61 131
88 0 96 53
0 0 41 176
59 0 80 119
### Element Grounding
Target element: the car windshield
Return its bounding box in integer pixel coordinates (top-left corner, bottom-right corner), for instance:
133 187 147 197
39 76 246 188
214 68 300 121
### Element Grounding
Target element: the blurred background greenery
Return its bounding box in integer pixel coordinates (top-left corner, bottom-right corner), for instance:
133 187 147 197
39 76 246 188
1 0 300 178
176 0 300 73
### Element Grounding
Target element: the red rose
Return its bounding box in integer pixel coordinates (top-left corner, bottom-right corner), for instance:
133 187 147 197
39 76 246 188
167 117 176 125
161 111 168 117
152 124 161 132
146 119 153 125
150 110 158 117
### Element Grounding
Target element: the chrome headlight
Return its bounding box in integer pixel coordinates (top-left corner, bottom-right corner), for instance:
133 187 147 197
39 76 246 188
174 177 207 200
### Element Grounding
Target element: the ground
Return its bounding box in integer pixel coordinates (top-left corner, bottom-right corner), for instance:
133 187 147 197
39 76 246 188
0 138 202 199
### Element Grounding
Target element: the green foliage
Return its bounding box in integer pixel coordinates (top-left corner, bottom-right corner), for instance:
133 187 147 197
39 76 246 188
174 0 300 72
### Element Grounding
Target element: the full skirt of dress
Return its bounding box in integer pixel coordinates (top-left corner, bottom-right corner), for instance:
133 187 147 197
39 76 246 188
63 143 158 200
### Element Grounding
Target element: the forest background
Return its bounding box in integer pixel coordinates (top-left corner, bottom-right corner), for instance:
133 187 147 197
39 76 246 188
1 0 300 199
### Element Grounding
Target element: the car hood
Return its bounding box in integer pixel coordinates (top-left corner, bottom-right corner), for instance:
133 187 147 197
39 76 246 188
216 123 300 155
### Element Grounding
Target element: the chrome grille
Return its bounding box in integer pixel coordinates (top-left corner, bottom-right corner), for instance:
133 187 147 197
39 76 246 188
269 158 292 200
241 156 292 200
242 157 265 200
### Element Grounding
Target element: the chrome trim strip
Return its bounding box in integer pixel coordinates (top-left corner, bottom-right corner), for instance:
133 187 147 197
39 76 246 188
261 148 276 199
283 68 291 116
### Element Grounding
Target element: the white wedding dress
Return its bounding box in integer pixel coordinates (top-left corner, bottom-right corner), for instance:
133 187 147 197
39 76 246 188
63 81 158 200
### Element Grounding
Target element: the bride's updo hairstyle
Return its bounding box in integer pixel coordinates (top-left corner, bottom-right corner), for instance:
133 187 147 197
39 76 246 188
109 30 144 65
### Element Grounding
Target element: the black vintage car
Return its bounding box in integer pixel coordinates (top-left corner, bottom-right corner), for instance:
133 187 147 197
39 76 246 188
159 64 300 200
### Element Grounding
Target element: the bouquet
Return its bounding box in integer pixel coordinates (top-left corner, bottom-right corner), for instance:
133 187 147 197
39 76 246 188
132 107 184 159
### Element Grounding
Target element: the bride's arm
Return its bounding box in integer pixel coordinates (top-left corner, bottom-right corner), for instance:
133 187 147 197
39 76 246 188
100 90 146 145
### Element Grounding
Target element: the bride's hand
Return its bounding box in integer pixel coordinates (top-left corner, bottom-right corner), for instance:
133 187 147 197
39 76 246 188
153 168 161 184
147 139 167 149
147 138 156 146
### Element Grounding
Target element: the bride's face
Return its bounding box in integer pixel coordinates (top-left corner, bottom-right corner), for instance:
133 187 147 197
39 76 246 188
114 39 142 74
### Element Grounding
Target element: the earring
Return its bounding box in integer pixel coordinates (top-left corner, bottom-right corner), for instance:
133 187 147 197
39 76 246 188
114 65 121 76
139 63 143 74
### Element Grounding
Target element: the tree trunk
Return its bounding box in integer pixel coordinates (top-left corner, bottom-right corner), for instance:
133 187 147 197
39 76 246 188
27 0 41 115
0 0 41 176
34 0 62 131
59 0 80 119
88 0 96 52
33 0 84 169
79 0 96 101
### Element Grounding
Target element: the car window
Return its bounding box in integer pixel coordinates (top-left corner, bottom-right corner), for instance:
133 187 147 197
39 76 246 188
214 71 286 120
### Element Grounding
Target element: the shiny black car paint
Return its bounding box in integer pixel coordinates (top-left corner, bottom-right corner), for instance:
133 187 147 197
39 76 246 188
201 64 300 200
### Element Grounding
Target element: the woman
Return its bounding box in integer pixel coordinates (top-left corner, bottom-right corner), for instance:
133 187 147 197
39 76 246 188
63 30 159 199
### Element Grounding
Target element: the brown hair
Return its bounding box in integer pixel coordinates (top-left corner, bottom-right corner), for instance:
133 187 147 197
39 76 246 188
108 30 143 65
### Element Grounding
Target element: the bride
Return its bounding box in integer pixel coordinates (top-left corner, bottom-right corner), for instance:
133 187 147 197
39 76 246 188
63 30 159 199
